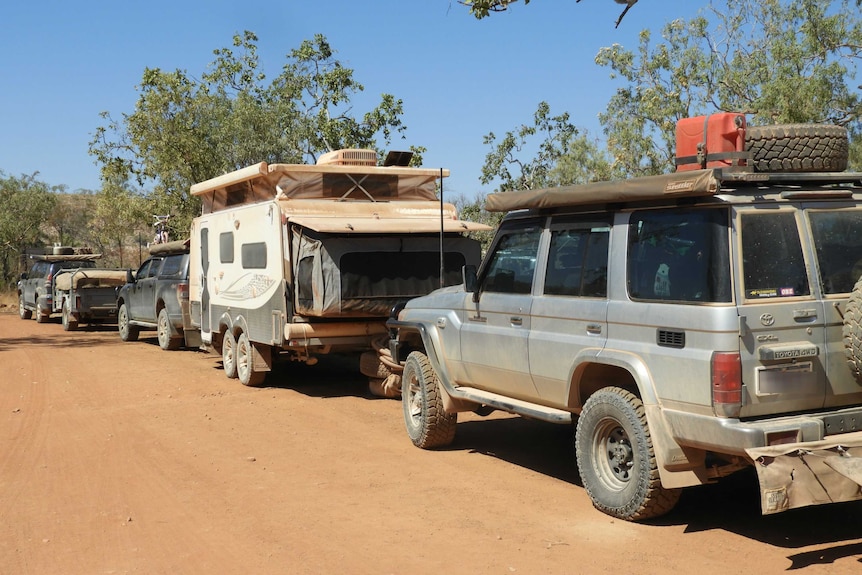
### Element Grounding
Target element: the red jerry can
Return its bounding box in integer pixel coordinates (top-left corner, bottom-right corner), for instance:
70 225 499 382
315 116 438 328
675 113 747 172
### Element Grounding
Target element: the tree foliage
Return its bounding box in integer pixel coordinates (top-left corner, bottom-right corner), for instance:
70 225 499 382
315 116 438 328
480 101 613 192
597 0 862 175
480 0 862 189
89 32 415 234
0 172 58 288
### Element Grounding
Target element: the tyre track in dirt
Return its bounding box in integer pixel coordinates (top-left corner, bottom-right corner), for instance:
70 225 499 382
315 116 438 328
2 313 862 574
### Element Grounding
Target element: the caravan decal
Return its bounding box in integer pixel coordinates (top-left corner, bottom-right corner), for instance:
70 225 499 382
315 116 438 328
216 273 278 301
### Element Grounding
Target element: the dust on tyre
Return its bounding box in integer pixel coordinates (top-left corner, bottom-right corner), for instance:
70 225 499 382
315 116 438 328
118 303 139 342
402 351 456 449
35 304 49 324
157 308 181 351
746 124 848 173
236 332 265 387
222 330 238 379
842 276 862 384
575 387 681 521
18 294 32 320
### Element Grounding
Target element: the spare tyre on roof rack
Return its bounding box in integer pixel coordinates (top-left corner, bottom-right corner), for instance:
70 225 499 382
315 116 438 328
745 124 849 173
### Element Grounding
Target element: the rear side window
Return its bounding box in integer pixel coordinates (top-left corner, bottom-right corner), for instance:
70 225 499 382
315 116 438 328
544 217 611 297
482 224 542 294
159 254 188 279
741 211 810 299
628 208 731 302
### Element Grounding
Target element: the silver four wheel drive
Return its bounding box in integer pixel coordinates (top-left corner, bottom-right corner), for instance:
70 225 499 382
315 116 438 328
389 119 862 521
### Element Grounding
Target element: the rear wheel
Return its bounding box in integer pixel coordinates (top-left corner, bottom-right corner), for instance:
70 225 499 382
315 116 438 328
62 301 78 331
237 332 266 387
35 304 49 324
157 308 181 351
18 294 31 320
118 304 139 342
222 330 238 379
402 351 456 449
575 387 681 521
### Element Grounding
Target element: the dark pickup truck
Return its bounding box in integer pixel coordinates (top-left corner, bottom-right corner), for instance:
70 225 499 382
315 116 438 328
116 240 200 351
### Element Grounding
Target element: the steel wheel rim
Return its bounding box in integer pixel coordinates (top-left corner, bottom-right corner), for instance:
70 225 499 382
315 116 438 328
405 371 422 426
592 417 635 491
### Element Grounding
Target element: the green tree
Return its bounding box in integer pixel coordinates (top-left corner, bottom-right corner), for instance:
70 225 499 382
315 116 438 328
597 0 862 175
0 172 57 287
480 101 613 192
90 32 414 235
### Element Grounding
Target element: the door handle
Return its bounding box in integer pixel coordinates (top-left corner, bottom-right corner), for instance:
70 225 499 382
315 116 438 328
586 323 602 335
793 308 818 321
510 317 523 326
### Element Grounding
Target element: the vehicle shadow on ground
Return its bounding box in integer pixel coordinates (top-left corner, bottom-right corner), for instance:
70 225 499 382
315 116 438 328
446 414 862 563
0 328 123 351
449 416 580 485
202 352 375 400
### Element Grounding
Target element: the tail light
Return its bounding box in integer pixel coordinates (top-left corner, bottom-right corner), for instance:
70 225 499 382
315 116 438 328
177 282 189 301
712 351 742 417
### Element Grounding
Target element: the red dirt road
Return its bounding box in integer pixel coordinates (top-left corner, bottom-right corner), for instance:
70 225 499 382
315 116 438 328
1 311 862 574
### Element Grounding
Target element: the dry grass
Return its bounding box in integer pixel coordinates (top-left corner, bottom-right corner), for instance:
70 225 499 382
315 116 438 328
0 290 18 312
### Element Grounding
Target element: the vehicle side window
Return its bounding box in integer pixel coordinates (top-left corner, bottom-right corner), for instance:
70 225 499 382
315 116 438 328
136 260 155 279
30 262 48 278
809 209 862 294
628 208 731 302
544 218 611 298
482 225 542 294
741 211 810 299
160 254 188 279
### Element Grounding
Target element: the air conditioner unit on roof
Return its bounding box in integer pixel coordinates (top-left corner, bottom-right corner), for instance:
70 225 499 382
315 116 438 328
316 149 378 167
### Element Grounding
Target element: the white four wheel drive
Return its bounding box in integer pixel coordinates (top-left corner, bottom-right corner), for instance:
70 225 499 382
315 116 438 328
388 115 862 521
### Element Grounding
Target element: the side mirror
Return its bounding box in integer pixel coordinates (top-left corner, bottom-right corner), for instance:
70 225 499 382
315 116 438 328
463 265 478 298
20 272 28 280
126 269 135 284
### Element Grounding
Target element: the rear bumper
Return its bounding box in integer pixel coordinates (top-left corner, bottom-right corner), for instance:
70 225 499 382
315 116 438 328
664 405 862 457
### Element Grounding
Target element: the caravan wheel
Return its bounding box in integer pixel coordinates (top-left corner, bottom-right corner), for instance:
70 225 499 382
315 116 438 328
222 331 238 379
237 332 266 387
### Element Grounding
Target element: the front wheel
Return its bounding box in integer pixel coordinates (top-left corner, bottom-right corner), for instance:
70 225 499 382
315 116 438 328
236 332 266 387
18 294 32 320
575 387 681 521
402 351 456 449
118 304 139 342
157 308 181 351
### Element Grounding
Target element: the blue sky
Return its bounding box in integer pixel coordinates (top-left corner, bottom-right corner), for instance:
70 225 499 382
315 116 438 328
1 1 704 201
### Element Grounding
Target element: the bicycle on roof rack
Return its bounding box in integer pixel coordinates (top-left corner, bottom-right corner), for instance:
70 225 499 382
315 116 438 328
151 215 172 246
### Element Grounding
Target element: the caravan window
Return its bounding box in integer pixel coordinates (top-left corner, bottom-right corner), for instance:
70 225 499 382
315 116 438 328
242 242 267 269
220 232 234 263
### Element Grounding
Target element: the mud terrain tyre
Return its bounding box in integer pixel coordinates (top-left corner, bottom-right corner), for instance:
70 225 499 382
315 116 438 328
402 351 456 449
118 303 139 342
842 276 862 383
62 301 78 331
157 308 181 351
746 124 848 173
222 330 238 379
236 332 265 387
18 294 32 320
575 387 681 521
